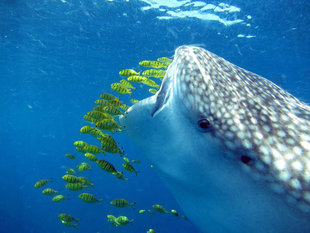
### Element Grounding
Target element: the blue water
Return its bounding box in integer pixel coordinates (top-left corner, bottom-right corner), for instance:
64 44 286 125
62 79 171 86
0 0 309 232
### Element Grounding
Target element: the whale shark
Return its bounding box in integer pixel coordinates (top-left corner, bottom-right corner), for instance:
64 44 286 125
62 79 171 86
120 46 310 233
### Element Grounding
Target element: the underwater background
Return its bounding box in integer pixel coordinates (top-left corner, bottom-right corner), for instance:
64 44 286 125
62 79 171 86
0 0 309 232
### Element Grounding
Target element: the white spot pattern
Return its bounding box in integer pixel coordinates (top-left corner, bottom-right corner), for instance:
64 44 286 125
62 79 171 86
164 46 310 213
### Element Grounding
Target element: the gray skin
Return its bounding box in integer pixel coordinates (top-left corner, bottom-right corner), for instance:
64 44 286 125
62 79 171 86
120 46 310 233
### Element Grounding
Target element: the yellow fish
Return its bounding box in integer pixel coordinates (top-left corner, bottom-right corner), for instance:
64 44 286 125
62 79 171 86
149 88 158 94
83 144 101 154
141 78 160 88
120 79 135 89
119 69 140 77
62 175 80 183
65 182 87 191
147 229 156 233
78 193 102 203
95 119 123 132
127 75 146 83
42 188 58 195
96 160 117 173
99 93 118 100
102 106 123 116
76 162 92 173
157 57 171 62
84 152 97 161
65 153 76 159
122 163 138 175
34 179 50 188
73 141 87 148
58 213 79 223
142 69 166 78
139 60 163 69
78 177 94 187
152 204 168 213
139 210 146 214
66 168 76 175
123 157 130 163
112 171 128 181
130 98 139 104
115 216 134 225
52 195 68 203
110 198 135 208
111 83 131 94
171 209 179 217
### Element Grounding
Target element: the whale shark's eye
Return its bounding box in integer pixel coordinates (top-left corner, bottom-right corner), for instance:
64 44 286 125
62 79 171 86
197 119 212 132
240 155 253 165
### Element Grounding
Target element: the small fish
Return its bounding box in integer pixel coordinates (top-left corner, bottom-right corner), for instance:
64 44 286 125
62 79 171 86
99 93 118 100
123 157 130 163
112 171 128 181
66 168 76 175
152 204 168 213
42 188 58 195
119 69 140 77
142 69 166 78
83 144 101 154
65 153 76 159
58 213 79 223
182 215 188 220
147 229 156 233
86 110 112 120
141 78 160 88
157 57 171 62
78 177 94 187
147 210 153 214
139 210 146 214
149 88 158 94
139 60 164 69
94 99 111 107
96 159 117 173
110 198 135 208
76 162 92 173
102 106 124 116
52 195 68 203
95 118 123 132
80 125 95 133
120 79 135 89
34 179 49 188
107 215 120 227
115 216 134 226
78 193 101 203
111 83 131 95
171 209 179 217
84 152 97 161
62 175 80 183
65 182 87 191
73 140 87 148
122 163 138 175
130 98 139 104
127 75 147 83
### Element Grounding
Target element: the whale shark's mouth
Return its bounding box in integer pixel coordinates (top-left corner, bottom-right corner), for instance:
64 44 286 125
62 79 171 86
151 60 176 117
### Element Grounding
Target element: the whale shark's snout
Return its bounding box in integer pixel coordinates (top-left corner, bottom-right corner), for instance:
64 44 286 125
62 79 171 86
120 46 310 233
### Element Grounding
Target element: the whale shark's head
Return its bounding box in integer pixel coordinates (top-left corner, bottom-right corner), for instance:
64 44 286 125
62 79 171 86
120 46 310 233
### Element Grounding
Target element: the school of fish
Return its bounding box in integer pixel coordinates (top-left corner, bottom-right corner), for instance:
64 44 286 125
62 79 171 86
33 56 187 231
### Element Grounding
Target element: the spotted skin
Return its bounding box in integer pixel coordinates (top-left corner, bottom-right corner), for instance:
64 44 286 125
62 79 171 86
120 46 310 233
168 46 310 211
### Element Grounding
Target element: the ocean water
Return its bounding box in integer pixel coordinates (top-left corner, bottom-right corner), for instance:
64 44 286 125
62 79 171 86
0 0 309 233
